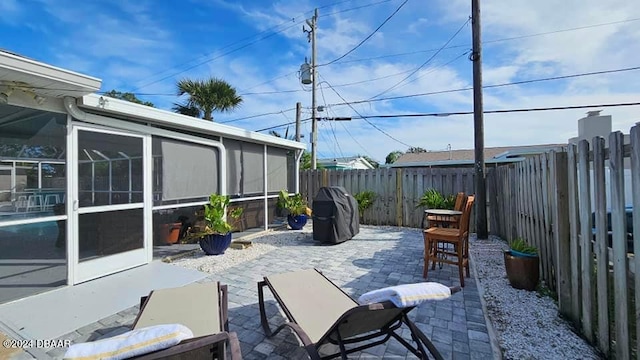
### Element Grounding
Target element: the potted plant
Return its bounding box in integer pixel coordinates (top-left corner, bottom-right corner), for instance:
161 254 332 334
278 190 309 230
353 190 376 223
197 194 243 255
504 238 540 291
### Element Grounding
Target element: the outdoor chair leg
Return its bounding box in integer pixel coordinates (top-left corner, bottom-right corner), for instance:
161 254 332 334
458 251 465 288
423 239 431 279
403 314 444 360
431 242 437 270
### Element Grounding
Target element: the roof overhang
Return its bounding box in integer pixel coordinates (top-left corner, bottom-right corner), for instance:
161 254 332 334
78 94 306 150
0 50 101 98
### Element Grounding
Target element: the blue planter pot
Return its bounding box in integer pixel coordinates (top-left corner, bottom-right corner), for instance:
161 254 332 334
287 214 308 230
199 233 232 255
509 249 537 258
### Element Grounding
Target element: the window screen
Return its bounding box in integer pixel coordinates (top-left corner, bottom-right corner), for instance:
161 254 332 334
224 139 264 196
267 147 289 192
152 137 219 202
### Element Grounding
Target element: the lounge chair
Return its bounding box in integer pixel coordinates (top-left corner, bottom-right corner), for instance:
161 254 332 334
131 282 242 359
258 268 460 360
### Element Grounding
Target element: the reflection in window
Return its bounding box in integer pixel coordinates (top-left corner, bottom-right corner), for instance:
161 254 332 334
0 104 67 221
0 220 67 304
77 131 143 207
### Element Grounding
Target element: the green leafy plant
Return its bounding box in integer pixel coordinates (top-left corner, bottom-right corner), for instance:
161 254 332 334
416 188 456 209
510 238 538 256
354 190 376 217
277 190 308 216
202 194 243 235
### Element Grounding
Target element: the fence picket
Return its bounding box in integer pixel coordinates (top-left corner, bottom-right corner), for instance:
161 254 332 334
593 136 610 356
566 144 581 323
610 131 630 359
630 124 640 360
577 139 594 342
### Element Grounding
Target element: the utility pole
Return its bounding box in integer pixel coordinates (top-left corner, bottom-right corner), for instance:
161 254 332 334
295 102 302 142
306 9 318 169
472 0 488 239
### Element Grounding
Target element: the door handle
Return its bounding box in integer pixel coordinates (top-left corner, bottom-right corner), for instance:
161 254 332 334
73 200 79 211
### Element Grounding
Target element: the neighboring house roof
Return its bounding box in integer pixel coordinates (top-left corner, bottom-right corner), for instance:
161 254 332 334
318 156 375 169
390 144 566 167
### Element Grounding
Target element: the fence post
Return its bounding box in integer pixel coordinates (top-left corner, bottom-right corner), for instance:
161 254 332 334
577 140 594 342
396 168 403 227
610 131 630 359
630 124 640 360
592 136 610 356
551 151 572 319
566 144 581 324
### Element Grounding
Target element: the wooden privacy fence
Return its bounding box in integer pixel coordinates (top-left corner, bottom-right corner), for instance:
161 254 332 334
299 167 475 229
489 124 640 359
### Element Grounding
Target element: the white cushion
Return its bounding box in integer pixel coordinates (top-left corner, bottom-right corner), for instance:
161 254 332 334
63 324 193 360
357 282 452 308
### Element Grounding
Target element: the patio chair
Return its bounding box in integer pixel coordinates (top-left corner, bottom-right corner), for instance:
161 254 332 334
423 195 475 287
258 268 460 359
63 282 241 360
130 282 242 359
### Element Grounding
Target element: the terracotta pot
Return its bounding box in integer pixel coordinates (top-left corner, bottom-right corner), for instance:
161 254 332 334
160 223 182 244
504 250 540 291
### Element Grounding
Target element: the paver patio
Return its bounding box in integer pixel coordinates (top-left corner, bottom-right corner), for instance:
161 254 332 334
34 225 495 359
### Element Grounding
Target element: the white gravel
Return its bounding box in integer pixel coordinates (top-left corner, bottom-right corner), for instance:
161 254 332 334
469 235 602 360
168 226 313 274
169 226 603 359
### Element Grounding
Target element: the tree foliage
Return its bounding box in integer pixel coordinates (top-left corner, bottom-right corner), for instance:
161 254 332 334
359 155 379 168
103 90 154 107
173 78 242 121
406 147 427 153
385 150 403 164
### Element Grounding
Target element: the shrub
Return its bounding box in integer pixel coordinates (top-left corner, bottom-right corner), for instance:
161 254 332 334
417 188 456 209
354 190 376 217
510 238 538 255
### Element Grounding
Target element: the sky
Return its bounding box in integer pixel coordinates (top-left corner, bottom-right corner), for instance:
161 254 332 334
1 0 640 163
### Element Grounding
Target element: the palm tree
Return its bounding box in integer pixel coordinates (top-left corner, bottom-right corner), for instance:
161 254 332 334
173 78 242 121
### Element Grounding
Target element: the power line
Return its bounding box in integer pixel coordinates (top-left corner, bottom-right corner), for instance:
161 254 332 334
129 0 388 92
319 17 640 67
239 51 469 97
369 17 471 99
165 16 640 98
320 0 392 17
327 65 640 107
220 107 297 124
320 0 409 66
348 101 640 119
319 83 346 158
256 119 309 132
254 101 640 132
320 75 416 148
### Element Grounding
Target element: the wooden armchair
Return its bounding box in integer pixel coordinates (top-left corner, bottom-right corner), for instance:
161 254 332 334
423 195 475 287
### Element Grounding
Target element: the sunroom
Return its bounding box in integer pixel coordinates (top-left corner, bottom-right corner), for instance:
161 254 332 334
0 50 305 305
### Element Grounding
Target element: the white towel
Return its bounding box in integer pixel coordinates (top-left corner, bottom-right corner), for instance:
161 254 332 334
63 324 193 360
357 282 452 308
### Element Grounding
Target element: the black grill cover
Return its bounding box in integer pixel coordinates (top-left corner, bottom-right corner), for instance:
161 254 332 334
312 186 359 244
